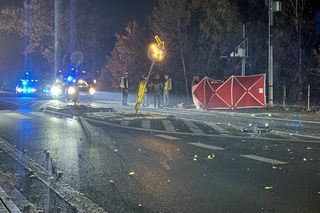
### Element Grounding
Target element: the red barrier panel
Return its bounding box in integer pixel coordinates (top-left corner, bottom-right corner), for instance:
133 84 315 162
192 74 266 109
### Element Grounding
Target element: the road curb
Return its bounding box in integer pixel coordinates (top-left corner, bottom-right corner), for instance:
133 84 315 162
0 186 21 212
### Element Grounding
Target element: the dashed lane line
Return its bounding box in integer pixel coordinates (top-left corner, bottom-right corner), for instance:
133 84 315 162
183 120 205 134
189 143 225 151
154 134 180 140
240 154 288 165
162 120 176 132
141 120 151 129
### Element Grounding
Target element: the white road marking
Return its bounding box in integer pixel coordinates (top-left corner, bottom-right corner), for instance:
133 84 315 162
183 120 205 134
162 120 176 132
155 134 180 140
206 122 229 134
141 120 151 129
241 154 288 165
29 111 51 118
189 142 225 150
31 101 45 108
120 120 130 126
3 112 31 120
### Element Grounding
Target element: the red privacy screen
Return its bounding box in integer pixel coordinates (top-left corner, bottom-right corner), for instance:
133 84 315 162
192 74 266 110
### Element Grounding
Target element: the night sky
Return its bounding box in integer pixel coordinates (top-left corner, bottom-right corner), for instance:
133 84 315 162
0 0 155 53
0 0 155 81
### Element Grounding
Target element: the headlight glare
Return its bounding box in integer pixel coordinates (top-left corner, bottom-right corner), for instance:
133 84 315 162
89 87 96 95
68 86 76 95
50 86 62 96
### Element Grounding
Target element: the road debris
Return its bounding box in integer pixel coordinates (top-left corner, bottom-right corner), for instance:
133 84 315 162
167 180 171 183
207 154 215 160
128 171 135 176
272 165 277 169
306 147 312 150
114 149 118 153
193 155 198 161
109 179 114 183
138 203 142 207
264 186 273 190
303 158 307 161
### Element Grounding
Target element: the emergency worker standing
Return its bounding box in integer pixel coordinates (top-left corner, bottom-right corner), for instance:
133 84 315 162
163 74 172 107
151 74 163 108
120 72 129 106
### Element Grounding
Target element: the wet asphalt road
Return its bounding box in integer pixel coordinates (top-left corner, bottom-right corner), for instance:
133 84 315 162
0 97 320 212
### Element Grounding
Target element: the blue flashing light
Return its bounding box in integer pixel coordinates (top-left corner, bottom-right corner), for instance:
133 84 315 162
17 87 37 94
22 81 27 86
67 76 74 82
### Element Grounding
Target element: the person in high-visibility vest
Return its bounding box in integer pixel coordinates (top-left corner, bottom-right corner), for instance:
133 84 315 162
163 74 172 107
120 72 129 106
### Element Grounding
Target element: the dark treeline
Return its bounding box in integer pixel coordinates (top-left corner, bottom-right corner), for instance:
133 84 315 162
101 0 320 104
1 0 320 104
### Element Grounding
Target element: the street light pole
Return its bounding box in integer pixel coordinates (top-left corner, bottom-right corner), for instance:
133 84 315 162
267 0 281 107
268 0 274 106
241 24 246 76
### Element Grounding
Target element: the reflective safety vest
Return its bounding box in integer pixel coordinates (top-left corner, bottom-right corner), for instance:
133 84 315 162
164 78 172 91
120 76 128 89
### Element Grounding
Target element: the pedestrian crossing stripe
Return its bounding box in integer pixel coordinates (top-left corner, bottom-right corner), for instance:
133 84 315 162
206 122 229 134
120 120 129 126
141 120 151 129
162 120 176 132
183 120 205 134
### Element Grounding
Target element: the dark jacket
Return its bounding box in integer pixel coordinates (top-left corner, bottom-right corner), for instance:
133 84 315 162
151 78 163 95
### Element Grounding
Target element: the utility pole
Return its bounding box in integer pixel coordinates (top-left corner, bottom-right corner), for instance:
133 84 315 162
267 0 281 107
241 24 246 76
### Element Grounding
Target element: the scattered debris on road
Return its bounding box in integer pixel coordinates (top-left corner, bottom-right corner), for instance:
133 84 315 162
264 186 273 190
193 155 198 161
207 154 215 160
128 171 135 176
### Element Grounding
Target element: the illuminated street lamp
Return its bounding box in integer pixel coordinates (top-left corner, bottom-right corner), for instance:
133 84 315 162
135 36 166 113
148 42 166 62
